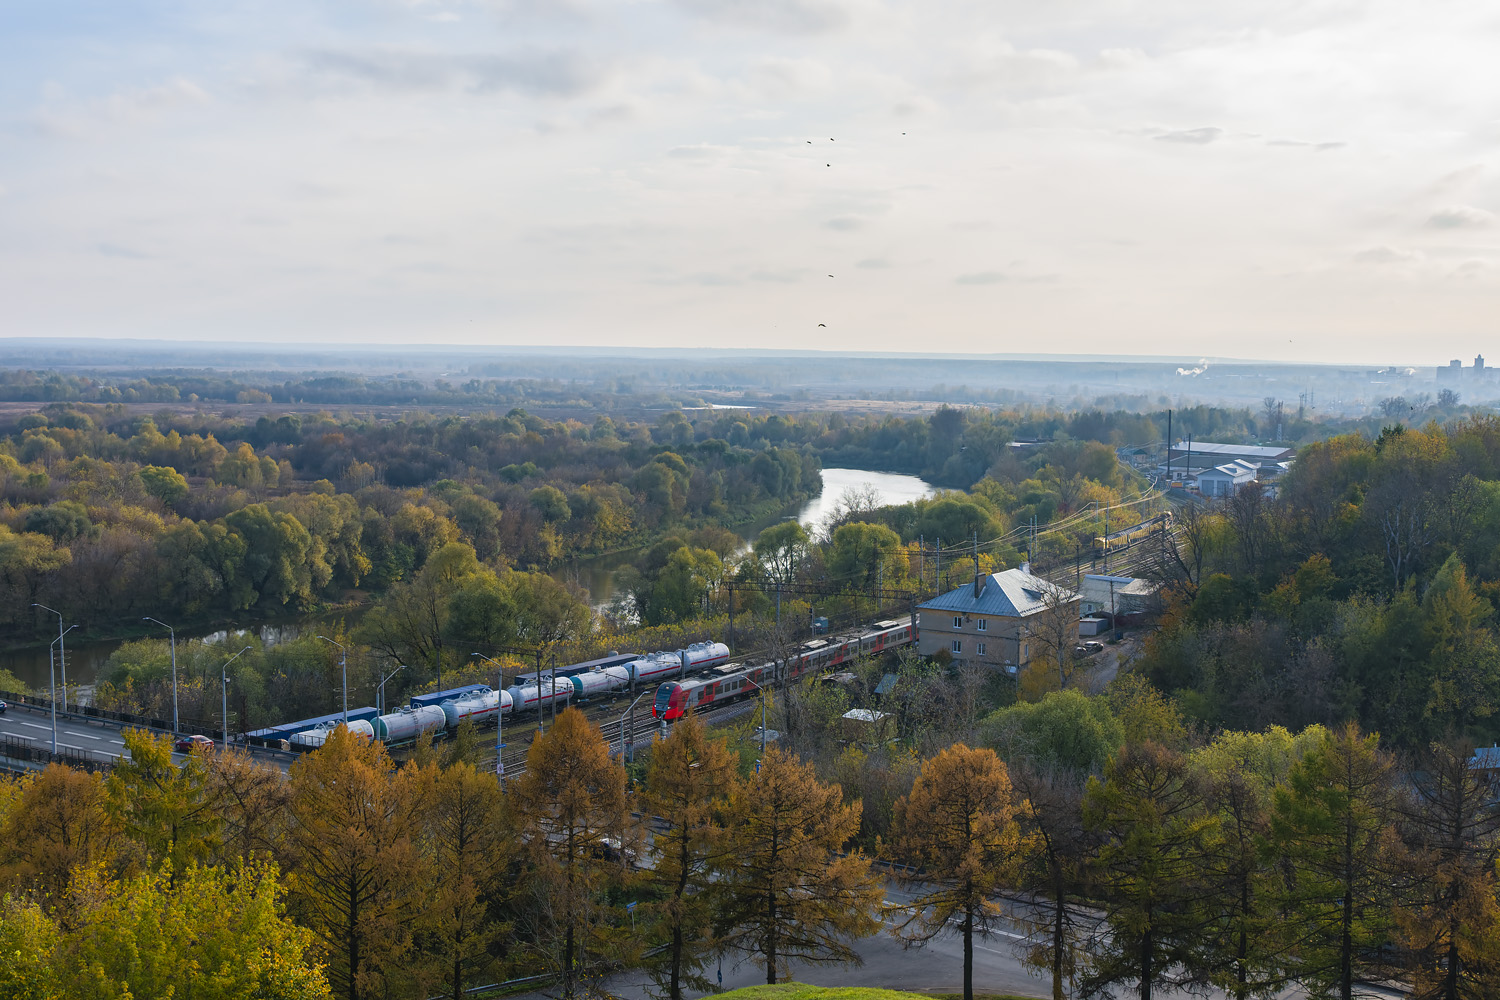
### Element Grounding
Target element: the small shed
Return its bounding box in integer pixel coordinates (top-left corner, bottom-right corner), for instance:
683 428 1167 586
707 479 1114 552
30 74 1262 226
841 708 893 743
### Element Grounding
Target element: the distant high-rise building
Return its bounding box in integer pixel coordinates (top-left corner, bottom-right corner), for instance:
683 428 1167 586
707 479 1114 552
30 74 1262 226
1477 354 1486 372
1438 359 1463 383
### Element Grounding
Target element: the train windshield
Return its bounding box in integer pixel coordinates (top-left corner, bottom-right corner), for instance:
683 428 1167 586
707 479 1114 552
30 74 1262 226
653 684 674 714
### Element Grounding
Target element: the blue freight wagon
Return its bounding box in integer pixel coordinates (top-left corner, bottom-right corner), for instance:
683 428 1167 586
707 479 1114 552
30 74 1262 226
247 706 380 747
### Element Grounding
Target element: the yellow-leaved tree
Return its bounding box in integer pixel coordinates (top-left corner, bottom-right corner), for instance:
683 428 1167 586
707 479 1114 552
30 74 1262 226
0 860 330 1000
285 726 427 1000
888 743 1028 1000
638 713 736 1000
716 744 883 984
514 706 628 997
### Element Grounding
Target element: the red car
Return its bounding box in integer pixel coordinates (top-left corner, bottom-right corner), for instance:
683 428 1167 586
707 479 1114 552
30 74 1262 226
174 734 215 753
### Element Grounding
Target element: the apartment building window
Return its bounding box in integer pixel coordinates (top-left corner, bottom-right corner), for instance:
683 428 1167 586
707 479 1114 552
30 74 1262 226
977 642 986 656
952 615 963 629
977 618 987 631
951 639 962 654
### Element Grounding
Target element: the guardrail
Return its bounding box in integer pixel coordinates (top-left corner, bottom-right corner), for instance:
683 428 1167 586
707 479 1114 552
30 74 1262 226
0 690 301 767
0 732 119 773
0 688 224 739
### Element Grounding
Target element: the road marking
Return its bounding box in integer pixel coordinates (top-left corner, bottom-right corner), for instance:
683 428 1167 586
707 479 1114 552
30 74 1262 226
110 740 125 746
20 722 51 731
78 733 103 740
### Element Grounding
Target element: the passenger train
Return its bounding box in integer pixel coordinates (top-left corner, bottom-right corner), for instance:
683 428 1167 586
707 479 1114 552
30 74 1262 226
1091 512 1173 558
652 618 915 722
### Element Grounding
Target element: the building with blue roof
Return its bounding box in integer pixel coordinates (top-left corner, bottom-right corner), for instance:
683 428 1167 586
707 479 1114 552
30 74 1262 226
916 568 1078 672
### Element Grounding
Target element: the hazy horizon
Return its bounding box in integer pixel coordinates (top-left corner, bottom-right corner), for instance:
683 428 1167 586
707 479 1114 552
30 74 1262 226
4 1 1497 363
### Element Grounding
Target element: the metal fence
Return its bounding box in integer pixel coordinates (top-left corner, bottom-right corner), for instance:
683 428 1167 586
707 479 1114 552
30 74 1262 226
0 687 223 740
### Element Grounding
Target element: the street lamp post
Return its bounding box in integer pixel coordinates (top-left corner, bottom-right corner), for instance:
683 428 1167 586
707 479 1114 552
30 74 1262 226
143 617 179 733
620 690 649 765
51 624 76 704
220 645 252 753
32 602 63 749
316 636 348 724
377 664 407 717
473 653 508 790
32 603 66 706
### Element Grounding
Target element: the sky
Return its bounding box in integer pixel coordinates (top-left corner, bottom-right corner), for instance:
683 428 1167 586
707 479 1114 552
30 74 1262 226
2 0 1498 364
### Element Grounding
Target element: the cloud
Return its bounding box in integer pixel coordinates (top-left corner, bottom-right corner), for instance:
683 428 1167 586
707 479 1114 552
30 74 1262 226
671 0 854 34
1353 246 1420 264
824 216 863 231
304 47 604 98
856 258 888 269
957 271 1006 285
32 78 211 136
98 243 152 259
750 269 802 283
1426 205 1495 229
667 144 731 159
1154 127 1222 145
1266 138 1345 151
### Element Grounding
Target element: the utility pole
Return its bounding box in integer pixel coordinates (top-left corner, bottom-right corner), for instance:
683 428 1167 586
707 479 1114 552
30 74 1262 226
935 536 941 592
919 534 925 589
316 635 348 724
143 617 179 733
1165 409 1172 484
220 645 252 752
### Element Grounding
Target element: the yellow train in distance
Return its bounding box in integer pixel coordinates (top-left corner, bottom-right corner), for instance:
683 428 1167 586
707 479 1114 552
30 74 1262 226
1093 511 1173 557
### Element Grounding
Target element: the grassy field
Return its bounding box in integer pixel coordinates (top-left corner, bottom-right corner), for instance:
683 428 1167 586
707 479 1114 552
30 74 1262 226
716 985 1040 1000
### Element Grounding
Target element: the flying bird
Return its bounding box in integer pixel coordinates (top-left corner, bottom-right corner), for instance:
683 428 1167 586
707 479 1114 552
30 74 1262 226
818 323 826 327
828 274 834 278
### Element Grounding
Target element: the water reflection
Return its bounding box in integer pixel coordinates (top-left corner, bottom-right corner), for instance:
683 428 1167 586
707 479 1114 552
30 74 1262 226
553 467 937 610
0 469 936 689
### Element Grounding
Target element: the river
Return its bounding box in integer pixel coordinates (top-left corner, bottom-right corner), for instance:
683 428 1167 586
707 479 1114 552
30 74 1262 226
551 467 938 612
0 468 936 692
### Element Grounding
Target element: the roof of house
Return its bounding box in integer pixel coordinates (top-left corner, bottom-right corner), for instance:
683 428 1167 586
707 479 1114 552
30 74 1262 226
1196 462 1258 480
1080 575 1158 609
1471 746 1500 769
1170 441 1295 460
918 567 1076 618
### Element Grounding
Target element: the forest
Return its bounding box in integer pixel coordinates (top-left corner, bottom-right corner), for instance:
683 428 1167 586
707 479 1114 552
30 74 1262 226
2 694 1494 1000
1140 416 1500 750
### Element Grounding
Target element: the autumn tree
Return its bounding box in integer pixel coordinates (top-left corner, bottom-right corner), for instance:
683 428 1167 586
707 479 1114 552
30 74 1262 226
413 758 522 999
1082 741 1215 1000
2 860 331 1000
889 744 1027 1000
637 713 736 1000
1393 742 1500 1000
716 744 882 983
285 726 428 1000
1012 764 1094 1000
203 745 292 864
513 706 627 996
106 728 219 879
0 763 118 903
754 520 811 585
1270 723 1398 1000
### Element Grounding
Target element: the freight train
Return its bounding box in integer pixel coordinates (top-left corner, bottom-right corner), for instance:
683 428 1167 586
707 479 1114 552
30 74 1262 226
652 618 915 722
264 640 732 748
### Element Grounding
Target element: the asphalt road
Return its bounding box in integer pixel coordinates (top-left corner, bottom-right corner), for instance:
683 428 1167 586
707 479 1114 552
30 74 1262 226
0 700 293 772
511 884 1062 1000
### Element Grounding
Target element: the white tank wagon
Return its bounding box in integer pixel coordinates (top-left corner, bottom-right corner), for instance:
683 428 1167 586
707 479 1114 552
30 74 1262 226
507 679 574 714
626 651 686 685
289 719 374 748
439 689 511 728
569 666 633 700
682 641 730 670
374 704 447 742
